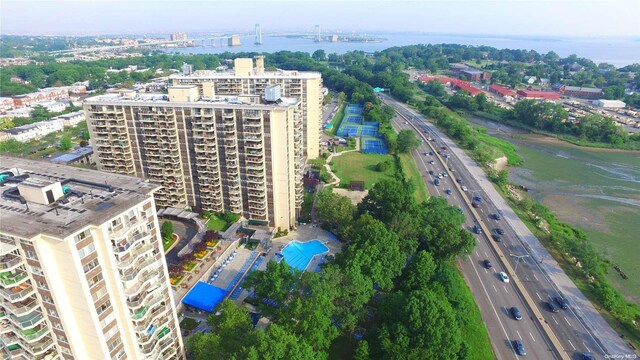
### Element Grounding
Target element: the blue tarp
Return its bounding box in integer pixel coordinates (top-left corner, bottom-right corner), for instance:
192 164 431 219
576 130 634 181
182 281 228 313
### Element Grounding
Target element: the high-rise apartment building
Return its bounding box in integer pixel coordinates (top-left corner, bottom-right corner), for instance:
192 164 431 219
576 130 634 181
84 86 304 229
170 56 323 159
0 157 184 360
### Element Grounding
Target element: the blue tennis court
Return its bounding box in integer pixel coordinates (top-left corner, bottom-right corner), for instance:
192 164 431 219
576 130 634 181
361 137 388 154
347 115 363 124
360 125 378 137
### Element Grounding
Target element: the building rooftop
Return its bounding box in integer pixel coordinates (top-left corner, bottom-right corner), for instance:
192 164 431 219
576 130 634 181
52 146 93 164
564 86 602 93
169 68 321 80
0 156 159 240
52 110 84 119
84 92 301 110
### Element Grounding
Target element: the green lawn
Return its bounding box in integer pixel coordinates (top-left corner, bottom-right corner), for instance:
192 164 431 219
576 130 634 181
206 216 228 231
326 102 346 136
398 152 429 203
330 152 397 189
475 129 522 166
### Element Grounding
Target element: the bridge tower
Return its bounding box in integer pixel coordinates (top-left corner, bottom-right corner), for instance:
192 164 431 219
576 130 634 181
315 25 321 42
255 24 263 45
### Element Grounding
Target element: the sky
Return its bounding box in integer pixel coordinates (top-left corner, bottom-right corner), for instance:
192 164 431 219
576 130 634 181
1 0 639 38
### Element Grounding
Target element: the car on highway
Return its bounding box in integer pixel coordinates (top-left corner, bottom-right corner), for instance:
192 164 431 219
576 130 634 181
511 306 522 320
444 154 450 158
493 212 502 220
547 301 560 313
581 353 596 360
457 207 463 213
456 177 463 183
442 172 448 177
437 174 443 179
499 272 510 283
428 170 434 175
434 178 441 186
513 339 526 356
472 201 480 208
484 259 492 269
472 225 482 234
445 189 452 195
473 195 482 202
554 297 569 310
442 146 448 150
492 233 503 242
495 228 505 235
461 186 468 192
428 151 434 156
428 160 435 164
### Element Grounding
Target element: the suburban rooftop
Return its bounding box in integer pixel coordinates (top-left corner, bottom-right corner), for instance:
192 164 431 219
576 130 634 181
169 68 322 80
0 156 159 240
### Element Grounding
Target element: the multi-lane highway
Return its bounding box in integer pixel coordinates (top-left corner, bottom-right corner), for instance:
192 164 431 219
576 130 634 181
380 94 635 359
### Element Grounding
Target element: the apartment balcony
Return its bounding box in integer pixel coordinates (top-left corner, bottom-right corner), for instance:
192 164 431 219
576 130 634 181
0 283 34 303
121 256 156 282
117 244 154 270
124 270 161 297
134 305 167 333
245 142 263 151
244 135 262 143
249 209 267 217
128 284 166 309
243 111 261 120
25 336 55 357
112 231 151 255
11 313 46 335
109 216 146 240
0 253 22 272
2 296 38 317
248 198 267 208
0 332 21 348
222 112 235 119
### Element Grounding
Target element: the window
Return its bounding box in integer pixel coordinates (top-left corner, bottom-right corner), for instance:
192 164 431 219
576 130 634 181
25 250 38 260
36 280 49 290
83 258 100 273
31 265 43 276
78 243 96 259
46 307 58 317
92 286 108 302
100 313 116 329
96 299 111 316
88 273 103 288
42 294 54 304
75 230 91 244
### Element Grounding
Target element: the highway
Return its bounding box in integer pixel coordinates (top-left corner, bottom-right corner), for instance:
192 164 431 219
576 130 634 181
380 93 634 359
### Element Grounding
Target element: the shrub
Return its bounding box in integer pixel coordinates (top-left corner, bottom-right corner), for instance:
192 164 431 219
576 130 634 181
202 230 221 242
161 220 174 240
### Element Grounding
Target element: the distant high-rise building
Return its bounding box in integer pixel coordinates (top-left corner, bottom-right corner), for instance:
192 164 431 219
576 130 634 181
0 157 184 360
84 87 305 229
255 24 263 45
170 32 188 42
315 25 321 42
170 57 323 159
228 35 241 47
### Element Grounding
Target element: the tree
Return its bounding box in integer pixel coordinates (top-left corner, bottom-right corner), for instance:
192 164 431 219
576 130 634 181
372 289 463 360
337 91 347 103
242 260 300 318
312 49 327 62
161 220 174 240
402 250 436 291
245 324 321 360
202 230 221 242
396 129 421 153
206 300 257 354
358 180 416 224
419 197 476 260
30 105 52 122
58 137 72 151
423 80 447 98
314 190 355 238
193 242 207 252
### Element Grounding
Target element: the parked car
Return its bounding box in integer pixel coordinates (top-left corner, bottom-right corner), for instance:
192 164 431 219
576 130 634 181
484 259 492 269
547 301 560 313
442 146 448 150
499 272 510 283
511 307 522 320
442 172 448 177
514 339 526 356
428 160 435 164
554 297 569 310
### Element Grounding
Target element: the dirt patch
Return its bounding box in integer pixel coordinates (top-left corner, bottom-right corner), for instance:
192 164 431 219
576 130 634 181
333 188 368 205
491 156 508 171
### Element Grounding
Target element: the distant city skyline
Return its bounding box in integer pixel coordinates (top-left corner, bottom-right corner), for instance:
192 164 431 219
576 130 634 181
2 0 639 38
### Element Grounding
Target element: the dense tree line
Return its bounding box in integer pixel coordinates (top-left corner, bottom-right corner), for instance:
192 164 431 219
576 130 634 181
188 180 478 359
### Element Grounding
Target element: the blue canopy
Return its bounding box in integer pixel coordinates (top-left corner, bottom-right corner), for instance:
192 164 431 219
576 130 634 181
182 281 228 313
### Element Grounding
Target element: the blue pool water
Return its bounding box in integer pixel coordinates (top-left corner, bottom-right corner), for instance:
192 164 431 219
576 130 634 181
281 240 329 271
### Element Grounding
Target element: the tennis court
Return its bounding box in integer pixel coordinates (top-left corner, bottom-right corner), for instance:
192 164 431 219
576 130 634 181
361 137 388 154
360 125 378 137
346 115 363 124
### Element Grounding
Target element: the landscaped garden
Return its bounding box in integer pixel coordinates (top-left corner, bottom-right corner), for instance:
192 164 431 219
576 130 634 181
161 220 177 252
203 211 240 231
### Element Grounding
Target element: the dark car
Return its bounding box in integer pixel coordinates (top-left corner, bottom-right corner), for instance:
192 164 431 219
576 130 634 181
547 301 560 313
473 195 482 202
492 233 503 242
428 151 434 156
434 178 441 186
554 297 569 310
472 225 482 234
428 170 434 175
511 307 522 320
581 353 596 360
484 259 492 269
495 228 505 235
514 340 526 356
472 201 480 208
493 212 502 220
445 189 452 195
456 177 463 183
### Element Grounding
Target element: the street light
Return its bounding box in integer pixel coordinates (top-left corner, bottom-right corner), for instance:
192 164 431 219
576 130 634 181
510 253 530 272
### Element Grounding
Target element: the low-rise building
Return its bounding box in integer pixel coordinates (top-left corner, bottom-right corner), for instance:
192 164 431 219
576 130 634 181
51 145 94 165
3 119 64 142
516 89 560 100
592 99 626 108
557 85 602 99
12 88 69 108
6 107 33 118
35 100 66 113
51 110 86 127
524 76 537 84
0 97 15 111
488 84 517 99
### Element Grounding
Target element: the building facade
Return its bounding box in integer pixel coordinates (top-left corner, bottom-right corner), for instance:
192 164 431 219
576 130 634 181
84 87 304 229
170 56 323 159
0 157 184 360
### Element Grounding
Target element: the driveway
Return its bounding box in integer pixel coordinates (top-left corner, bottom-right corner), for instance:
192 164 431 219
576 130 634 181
164 219 198 265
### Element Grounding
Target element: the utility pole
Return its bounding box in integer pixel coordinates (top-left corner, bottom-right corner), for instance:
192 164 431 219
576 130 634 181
510 253 530 272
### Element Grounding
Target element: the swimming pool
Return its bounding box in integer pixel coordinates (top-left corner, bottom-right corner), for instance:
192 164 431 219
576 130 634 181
281 240 329 271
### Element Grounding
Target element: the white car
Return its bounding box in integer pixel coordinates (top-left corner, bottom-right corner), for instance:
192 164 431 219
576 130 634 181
438 174 443 179
461 186 468 192
499 272 510 283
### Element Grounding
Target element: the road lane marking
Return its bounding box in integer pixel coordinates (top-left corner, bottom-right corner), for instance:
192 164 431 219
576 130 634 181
484 251 488 257
533 274 539 281
536 292 542 300
583 342 591 352
529 332 536 342
552 316 559 325
493 284 498 293
484 268 488 274
503 286 509 294
568 339 576 351
516 330 522 340
564 317 571 327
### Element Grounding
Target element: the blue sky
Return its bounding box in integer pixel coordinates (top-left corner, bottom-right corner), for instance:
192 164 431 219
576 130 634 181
2 0 639 37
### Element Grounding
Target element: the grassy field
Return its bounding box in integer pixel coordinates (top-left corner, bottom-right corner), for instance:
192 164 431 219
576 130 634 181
326 102 346 136
398 152 430 203
475 130 522 166
330 152 398 189
206 215 228 231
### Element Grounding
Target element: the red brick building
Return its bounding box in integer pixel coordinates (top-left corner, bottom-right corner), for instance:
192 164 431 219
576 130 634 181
489 84 516 98
516 89 560 100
